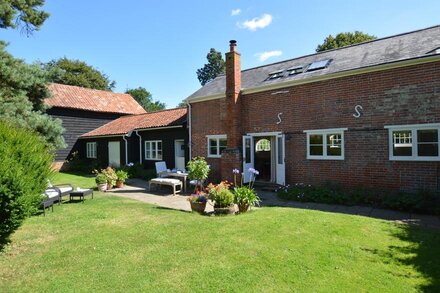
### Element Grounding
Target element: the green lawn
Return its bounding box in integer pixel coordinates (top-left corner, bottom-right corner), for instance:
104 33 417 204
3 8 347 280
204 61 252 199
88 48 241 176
0 172 439 292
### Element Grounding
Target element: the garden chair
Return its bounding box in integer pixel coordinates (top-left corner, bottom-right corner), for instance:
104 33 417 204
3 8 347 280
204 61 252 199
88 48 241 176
155 161 170 178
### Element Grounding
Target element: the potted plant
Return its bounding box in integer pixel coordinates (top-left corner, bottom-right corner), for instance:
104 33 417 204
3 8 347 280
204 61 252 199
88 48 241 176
187 188 207 214
95 173 107 192
116 170 128 188
187 156 210 193
232 168 261 213
102 167 117 190
207 181 235 215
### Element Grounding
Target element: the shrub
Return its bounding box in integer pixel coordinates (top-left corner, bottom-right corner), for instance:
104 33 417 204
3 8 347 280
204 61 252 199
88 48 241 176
95 173 107 185
0 121 53 246
234 186 261 208
116 170 129 182
187 156 210 192
121 163 154 179
207 181 234 208
65 151 102 174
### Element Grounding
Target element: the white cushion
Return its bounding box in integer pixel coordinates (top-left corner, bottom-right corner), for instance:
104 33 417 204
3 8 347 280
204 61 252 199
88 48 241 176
59 187 73 193
151 178 181 184
45 190 59 199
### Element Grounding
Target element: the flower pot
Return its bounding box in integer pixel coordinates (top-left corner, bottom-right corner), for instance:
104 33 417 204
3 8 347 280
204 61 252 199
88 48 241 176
97 183 107 192
107 183 113 190
214 205 235 215
190 201 207 214
237 203 250 213
116 180 124 188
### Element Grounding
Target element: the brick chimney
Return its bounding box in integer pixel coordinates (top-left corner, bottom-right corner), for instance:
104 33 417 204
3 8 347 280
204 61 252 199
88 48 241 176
221 40 242 182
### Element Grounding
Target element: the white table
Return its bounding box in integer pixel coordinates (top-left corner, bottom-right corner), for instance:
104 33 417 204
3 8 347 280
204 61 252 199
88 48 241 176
159 172 189 192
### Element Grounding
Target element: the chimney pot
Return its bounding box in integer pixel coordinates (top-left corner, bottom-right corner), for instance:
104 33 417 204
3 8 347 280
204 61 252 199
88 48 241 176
229 40 237 52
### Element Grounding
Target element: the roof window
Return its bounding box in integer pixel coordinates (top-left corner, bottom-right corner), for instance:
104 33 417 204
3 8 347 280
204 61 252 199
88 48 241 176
268 70 284 79
288 65 305 75
427 47 440 54
306 59 332 72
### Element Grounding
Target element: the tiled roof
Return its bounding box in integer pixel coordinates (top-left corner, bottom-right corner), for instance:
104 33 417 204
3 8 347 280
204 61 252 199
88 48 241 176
81 107 187 137
187 25 440 101
46 83 146 115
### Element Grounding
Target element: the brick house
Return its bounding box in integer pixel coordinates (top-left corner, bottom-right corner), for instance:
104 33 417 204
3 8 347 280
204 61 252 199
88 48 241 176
186 25 440 192
45 83 146 169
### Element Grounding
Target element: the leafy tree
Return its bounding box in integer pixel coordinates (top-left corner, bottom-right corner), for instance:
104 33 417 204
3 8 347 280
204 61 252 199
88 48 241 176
44 58 116 91
0 121 53 248
316 31 377 52
0 0 49 35
196 48 225 86
177 100 187 108
125 87 166 112
0 41 65 149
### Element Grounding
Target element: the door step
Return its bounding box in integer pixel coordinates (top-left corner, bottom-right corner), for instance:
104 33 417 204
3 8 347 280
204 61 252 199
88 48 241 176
253 181 282 192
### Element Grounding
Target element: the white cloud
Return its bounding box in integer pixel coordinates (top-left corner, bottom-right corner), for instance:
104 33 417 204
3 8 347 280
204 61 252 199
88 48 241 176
231 9 241 16
238 14 272 31
255 50 283 62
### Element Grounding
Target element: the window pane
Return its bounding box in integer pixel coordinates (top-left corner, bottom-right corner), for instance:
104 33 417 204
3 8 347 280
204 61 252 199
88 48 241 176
417 129 438 156
327 145 341 156
209 139 217 148
151 142 157 152
327 134 341 156
393 131 412 156
219 139 227 154
157 141 162 150
418 129 438 143
209 147 218 155
146 142 151 151
310 134 323 144
418 144 438 156
310 146 323 156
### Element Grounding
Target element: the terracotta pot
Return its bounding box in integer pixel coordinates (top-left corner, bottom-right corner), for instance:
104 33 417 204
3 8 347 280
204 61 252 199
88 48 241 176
238 203 250 213
116 180 124 188
214 205 235 215
97 183 107 192
190 201 207 214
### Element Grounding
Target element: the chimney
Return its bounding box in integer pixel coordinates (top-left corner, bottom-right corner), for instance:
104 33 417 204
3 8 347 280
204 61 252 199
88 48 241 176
225 40 241 148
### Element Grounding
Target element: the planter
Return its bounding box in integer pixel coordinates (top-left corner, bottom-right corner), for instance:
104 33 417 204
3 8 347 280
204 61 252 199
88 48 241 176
237 203 250 213
116 180 124 188
214 205 235 215
97 183 107 192
190 201 207 214
107 183 113 190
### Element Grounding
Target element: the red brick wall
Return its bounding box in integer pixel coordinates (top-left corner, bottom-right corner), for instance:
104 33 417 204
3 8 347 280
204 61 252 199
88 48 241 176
191 61 440 191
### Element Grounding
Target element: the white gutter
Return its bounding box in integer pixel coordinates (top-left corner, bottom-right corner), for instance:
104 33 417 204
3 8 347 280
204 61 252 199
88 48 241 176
122 130 133 165
135 130 142 164
134 125 182 132
186 101 192 160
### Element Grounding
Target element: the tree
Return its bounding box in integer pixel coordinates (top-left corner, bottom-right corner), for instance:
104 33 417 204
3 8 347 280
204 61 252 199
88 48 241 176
316 31 377 52
125 87 166 112
43 58 116 91
177 100 187 108
196 48 225 86
0 41 65 149
0 0 49 35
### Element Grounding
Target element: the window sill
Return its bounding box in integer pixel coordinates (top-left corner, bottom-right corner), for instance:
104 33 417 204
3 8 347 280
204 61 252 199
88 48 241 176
145 158 163 161
389 157 440 161
207 155 222 158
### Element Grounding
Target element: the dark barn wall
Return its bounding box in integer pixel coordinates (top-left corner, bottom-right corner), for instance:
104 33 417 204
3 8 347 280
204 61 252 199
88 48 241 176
77 137 126 167
139 127 188 171
47 107 123 162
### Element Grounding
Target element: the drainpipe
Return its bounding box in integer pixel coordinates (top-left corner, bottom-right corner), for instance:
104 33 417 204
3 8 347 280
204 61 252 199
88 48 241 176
186 101 192 160
135 130 142 164
122 130 133 165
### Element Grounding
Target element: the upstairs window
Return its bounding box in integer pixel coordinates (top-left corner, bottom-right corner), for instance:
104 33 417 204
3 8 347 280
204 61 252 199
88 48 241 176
304 128 346 160
207 135 227 158
86 142 97 158
386 124 440 161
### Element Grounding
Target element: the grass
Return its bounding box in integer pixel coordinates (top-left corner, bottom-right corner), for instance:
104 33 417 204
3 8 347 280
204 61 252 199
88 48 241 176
0 172 439 292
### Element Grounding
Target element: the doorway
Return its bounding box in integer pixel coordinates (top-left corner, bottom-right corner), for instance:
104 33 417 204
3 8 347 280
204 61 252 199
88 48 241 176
174 140 185 171
108 141 121 167
254 137 272 181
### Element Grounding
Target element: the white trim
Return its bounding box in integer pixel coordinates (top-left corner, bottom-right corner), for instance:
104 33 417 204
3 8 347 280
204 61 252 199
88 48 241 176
246 131 282 137
186 55 440 103
206 135 227 158
187 102 192 160
135 130 142 164
305 129 346 160
135 125 182 132
144 140 163 161
385 123 440 161
86 142 97 159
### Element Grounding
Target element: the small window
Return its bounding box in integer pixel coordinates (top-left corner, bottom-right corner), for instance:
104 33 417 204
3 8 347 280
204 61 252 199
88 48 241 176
207 135 227 158
255 139 271 151
268 70 284 79
304 128 346 160
145 140 162 160
386 124 440 161
306 59 332 71
86 142 97 159
288 65 305 75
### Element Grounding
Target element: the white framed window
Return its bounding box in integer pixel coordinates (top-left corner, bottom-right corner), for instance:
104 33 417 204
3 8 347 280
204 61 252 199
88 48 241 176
303 128 347 160
145 140 162 160
86 142 97 158
255 139 271 151
385 123 440 161
207 135 227 158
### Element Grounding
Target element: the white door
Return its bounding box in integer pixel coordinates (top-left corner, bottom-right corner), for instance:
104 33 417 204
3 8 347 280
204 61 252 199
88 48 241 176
275 134 286 185
174 140 185 171
242 135 254 183
108 141 121 167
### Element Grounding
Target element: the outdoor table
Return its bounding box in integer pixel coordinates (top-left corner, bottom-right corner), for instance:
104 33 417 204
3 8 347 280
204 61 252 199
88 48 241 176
69 188 94 202
159 171 189 192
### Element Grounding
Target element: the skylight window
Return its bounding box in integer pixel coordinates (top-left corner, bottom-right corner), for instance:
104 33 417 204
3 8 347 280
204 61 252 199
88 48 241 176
287 65 305 75
268 70 284 79
307 59 332 71
427 47 440 54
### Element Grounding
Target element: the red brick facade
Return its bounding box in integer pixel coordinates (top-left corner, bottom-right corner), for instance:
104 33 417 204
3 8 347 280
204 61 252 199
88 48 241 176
190 61 440 191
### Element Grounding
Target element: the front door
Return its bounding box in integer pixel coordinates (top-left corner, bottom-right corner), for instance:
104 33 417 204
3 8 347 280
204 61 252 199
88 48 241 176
108 141 121 167
174 140 185 171
275 134 286 185
242 135 254 183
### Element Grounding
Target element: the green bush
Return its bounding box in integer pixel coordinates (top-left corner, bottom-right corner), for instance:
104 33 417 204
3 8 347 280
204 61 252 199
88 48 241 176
234 186 261 208
0 121 53 246
207 182 234 208
65 151 103 174
121 163 155 180
277 182 440 214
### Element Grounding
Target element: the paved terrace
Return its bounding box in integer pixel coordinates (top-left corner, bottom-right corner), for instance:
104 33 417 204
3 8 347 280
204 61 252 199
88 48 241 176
106 179 440 229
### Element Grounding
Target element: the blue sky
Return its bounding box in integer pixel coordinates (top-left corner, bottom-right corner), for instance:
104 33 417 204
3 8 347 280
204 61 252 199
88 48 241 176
1 0 439 107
